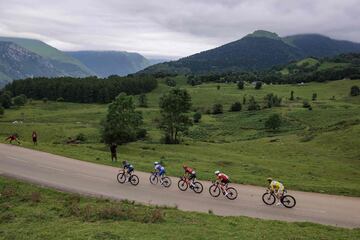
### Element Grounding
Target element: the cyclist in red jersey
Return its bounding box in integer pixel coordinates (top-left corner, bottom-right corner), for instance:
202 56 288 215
5 134 20 144
215 170 229 195
183 165 196 187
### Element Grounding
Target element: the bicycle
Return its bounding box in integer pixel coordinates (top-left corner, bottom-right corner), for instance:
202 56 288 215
116 169 139 186
178 176 203 193
209 181 238 200
149 172 172 188
262 189 296 208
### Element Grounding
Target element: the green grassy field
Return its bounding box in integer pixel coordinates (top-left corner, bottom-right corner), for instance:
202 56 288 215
1 176 359 240
1 79 360 196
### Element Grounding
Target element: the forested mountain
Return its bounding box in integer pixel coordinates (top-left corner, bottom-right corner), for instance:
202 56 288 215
0 37 93 86
140 30 360 75
66 51 151 77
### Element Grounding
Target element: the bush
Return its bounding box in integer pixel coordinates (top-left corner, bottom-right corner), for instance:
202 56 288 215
13 94 27 106
255 81 262 90
264 93 282 108
165 78 176 87
312 93 317 101
247 96 260 111
212 103 223 114
0 106 4 116
303 100 311 108
290 91 294 100
75 133 86 142
265 114 282 131
56 97 64 102
230 102 242 112
193 111 202 123
216 85 221 90
237 81 244 90
42 97 48 103
350 85 360 96
0 91 12 108
138 93 148 107
136 128 147 139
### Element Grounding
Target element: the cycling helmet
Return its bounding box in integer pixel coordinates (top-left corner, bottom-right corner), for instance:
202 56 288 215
267 177 273 182
154 161 159 165
214 170 220 175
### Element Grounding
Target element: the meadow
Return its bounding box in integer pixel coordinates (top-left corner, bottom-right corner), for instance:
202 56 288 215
1 78 359 196
1 176 359 240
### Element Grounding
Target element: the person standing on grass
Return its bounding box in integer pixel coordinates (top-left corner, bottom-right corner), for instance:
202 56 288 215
5 134 21 144
110 143 118 162
32 131 38 145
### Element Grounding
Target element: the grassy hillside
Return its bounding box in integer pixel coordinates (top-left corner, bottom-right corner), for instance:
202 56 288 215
1 79 360 196
1 176 359 240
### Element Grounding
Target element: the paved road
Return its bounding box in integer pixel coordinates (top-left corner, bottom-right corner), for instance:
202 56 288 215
0 144 359 228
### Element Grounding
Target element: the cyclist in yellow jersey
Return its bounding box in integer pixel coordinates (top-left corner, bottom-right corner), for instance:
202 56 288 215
267 178 285 206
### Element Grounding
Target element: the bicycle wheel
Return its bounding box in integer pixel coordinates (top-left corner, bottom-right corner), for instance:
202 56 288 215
192 181 203 194
149 174 158 185
262 192 276 205
281 195 296 208
225 187 238 200
162 177 172 188
209 184 221 197
178 179 188 191
116 173 126 184
129 175 139 186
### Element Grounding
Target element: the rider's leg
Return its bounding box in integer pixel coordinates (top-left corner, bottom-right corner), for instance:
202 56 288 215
275 190 282 205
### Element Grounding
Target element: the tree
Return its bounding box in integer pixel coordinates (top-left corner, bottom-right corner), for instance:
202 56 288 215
265 114 282 131
350 85 360 96
0 91 12 109
159 88 192 144
264 93 282 108
216 85 221 90
312 93 317 101
243 96 246 104
138 93 148 107
13 94 27 106
247 96 260 111
101 93 143 144
237 81 244 90
290 90 294 100
212 103 223 114
193 111 202 123
255 81 262 90
230 101 242 112
165 78 176 87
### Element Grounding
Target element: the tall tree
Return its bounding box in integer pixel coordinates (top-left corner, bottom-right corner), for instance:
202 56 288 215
159 88 192 144
101 93 143 144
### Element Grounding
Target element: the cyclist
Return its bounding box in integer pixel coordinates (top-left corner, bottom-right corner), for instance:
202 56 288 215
215 170 230 196
154 162 166 184
122 160 134 175
183 165 196 188
5 134 20 144
267 177 285 206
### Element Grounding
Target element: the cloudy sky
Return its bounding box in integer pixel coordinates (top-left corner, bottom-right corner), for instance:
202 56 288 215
0 0 359 59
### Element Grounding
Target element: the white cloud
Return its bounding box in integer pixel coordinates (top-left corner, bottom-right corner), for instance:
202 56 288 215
0 0 359 58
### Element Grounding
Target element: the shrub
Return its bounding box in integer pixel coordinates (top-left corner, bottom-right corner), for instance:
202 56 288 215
42 97 48 103
265 114 282 131
255 81 262 90
230 101 242 112
247 97 260 111
76 133 86 142
290 90 294 100
56 97 64 102
264 93 282 108
193 111 202 123
237 81 244 89
165 78 176 87
350 85 360 96
216 85 221 90
138 93 148 107
212 103 223 114
13 94 27 106
136 128 147 139
312 93 317 101
303 100 311 108
0 106 4 116
243 96 246 104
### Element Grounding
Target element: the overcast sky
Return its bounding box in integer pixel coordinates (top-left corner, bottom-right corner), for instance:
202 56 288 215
0 0 359 59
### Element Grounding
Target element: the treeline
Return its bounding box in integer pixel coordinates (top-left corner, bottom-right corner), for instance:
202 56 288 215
186 53 360 85
4 75 157 103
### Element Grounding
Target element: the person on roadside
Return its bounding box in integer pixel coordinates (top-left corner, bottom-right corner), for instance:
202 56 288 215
267 177 285 206
110 143 117 162
5 134 20 144
32 131 38 145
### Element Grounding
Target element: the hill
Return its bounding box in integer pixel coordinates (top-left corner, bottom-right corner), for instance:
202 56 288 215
66 51 151 77
0 37 93 86
140 30 360 75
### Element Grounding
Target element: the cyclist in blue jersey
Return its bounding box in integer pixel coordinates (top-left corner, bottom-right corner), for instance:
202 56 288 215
154 162 166 183
122 160 134 175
